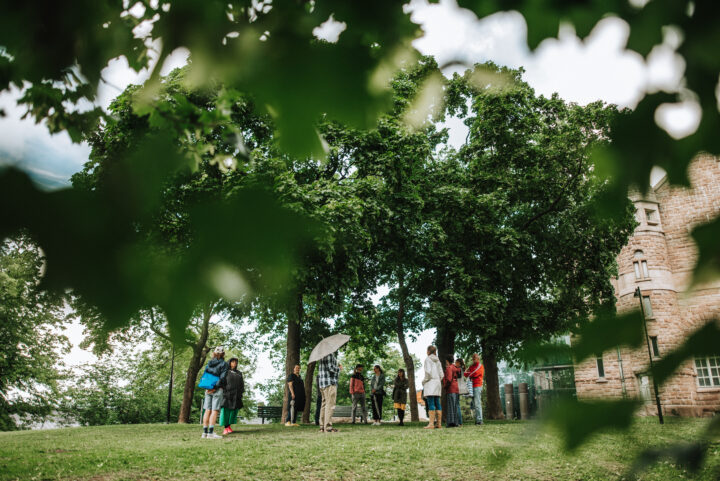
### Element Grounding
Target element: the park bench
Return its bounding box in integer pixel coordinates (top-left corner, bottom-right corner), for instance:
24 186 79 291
257 405 282 424
333 405 352 418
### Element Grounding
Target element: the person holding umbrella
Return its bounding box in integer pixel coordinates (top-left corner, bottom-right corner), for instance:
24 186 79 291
285 364 305 427
310 334 349 433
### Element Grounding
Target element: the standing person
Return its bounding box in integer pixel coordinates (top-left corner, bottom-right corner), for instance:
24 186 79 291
422 345 443 429
318 351 341 433
220 357 244 435
349 364 368 424
455 358 468 426
444 356 460 428
314 375 322 426
464 353 485 425
370 365 386 425
285 364 305 427
201 346 229 439
392 369 409 426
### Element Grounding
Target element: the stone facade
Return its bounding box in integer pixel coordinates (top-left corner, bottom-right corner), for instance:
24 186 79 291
574 156 720 417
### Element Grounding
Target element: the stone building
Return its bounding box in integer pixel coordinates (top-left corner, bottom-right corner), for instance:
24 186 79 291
574 155 720 417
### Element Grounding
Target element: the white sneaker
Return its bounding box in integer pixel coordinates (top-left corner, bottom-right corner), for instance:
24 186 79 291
201 433 207 439
207 432 223 439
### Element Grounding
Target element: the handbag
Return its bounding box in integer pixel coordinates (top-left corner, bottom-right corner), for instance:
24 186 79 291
464 364 482 396
198 370 220 390
458 372 470 396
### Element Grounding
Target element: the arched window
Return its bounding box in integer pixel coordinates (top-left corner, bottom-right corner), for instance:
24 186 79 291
633 250 649 280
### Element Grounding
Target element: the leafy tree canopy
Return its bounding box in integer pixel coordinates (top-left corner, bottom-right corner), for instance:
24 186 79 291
0 235 69 430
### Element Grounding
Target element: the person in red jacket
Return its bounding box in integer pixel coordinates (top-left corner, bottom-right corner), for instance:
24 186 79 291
444 356 461 427
464 353 484 425
349 364 368 424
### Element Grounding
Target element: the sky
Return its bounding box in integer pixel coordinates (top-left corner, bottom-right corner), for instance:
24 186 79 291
1 0 690 398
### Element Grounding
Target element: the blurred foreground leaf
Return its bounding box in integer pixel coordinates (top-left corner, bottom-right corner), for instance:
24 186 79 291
0 165 312 342
629 415 720 477
572 310 645 363
651 319 720 385
544 398 639 451
691 219 720 285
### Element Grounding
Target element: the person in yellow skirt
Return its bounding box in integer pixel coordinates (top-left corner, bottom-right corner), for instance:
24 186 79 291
392 368 409 426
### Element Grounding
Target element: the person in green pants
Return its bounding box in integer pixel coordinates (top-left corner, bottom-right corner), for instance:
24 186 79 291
220 357 244 435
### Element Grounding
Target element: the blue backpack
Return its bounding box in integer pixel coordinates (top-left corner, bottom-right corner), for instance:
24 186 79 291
198 370 220 390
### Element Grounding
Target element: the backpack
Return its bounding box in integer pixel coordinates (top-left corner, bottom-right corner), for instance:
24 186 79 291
198 369 219 390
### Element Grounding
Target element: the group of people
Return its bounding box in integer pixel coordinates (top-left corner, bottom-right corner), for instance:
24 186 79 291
348 364 410 426
199 344 484 437
421 346 485 429
200 346 245 439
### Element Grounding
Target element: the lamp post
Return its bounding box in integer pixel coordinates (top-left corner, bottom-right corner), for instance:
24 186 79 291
634 286 664 424
166 344 175 424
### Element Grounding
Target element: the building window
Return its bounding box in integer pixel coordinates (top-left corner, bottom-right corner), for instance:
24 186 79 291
695 356 720 387
633 260 650 279
596 356 605 378
633 250 650 280
645 209 659 224
650 336 660 357
642 296 653 318
637 375 652 401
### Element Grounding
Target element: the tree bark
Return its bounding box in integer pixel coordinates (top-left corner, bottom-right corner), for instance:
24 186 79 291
302 361 316 423
482 346 504 420
281 292 303 423
395 276 419 422
178 303 213 423
436 323 455 422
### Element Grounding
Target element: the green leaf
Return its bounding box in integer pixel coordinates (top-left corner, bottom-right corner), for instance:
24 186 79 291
572 310 645 363
544 398 639 451
651 320 720 385
691 218 720 285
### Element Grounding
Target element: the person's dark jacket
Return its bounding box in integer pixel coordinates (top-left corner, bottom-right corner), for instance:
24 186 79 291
392 376 409 404
222 368 245 410
205 358 229 389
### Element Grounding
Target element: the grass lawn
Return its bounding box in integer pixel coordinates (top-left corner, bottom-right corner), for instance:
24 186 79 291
1 418 718 481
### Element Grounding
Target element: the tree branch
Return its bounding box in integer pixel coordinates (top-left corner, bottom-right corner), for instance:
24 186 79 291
521 156 584 231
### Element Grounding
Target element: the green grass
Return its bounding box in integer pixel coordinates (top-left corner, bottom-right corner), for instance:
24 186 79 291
0 418 718 481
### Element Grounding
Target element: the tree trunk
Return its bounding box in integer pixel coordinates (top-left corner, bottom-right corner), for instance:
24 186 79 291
436 323 455 422
281 292 303 423
178 304 213 423
482 347 503 420
395 276 419 422
302 361 316 423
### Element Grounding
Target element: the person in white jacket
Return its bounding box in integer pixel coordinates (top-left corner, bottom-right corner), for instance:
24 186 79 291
422 345 444 429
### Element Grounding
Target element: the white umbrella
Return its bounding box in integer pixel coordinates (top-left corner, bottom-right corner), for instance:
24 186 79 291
308 334 350 363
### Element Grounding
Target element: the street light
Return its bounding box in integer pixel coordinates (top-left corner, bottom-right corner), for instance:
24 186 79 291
166 344 175 424
634 286 664 424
